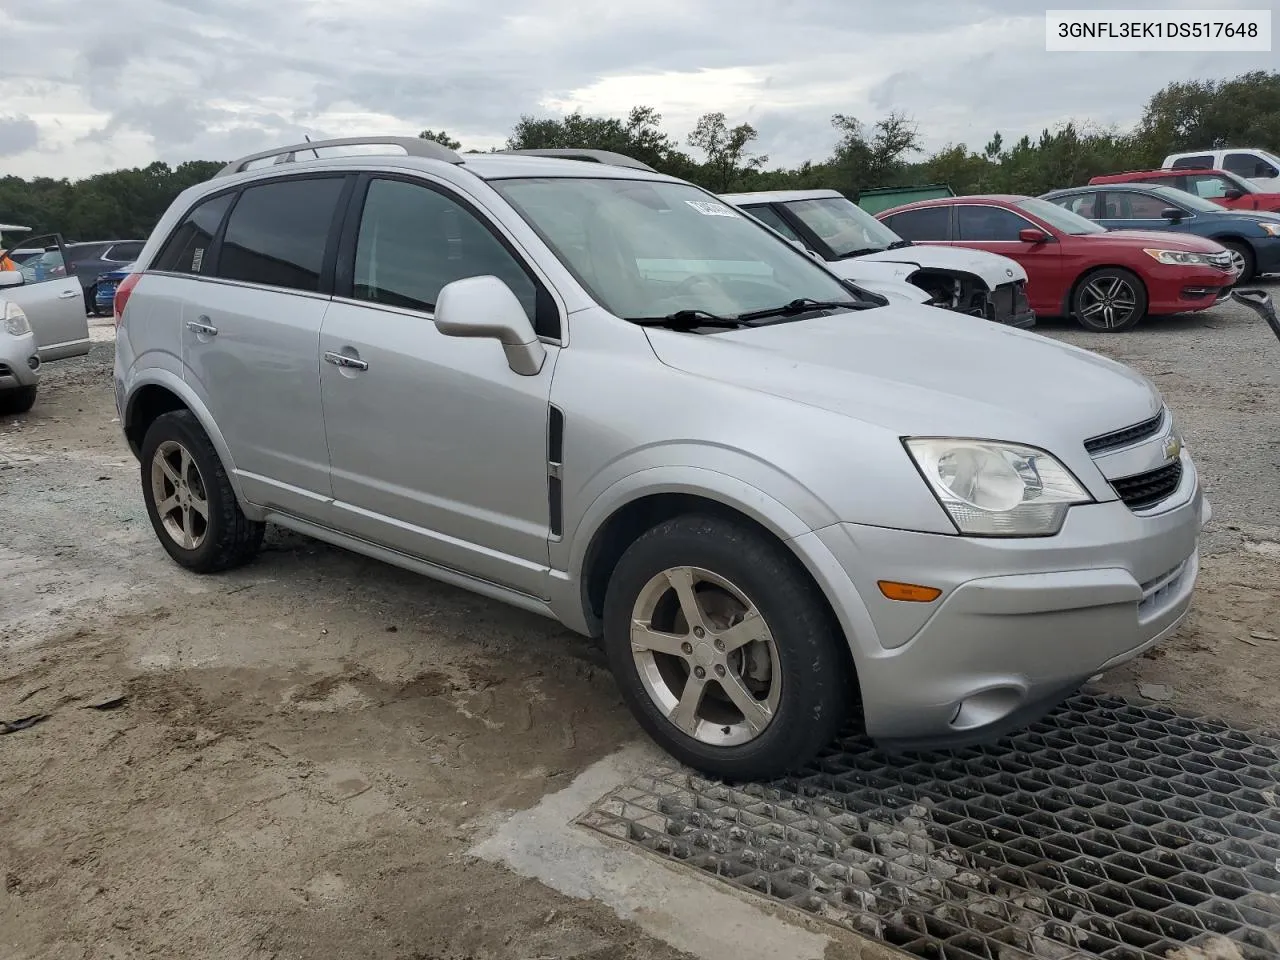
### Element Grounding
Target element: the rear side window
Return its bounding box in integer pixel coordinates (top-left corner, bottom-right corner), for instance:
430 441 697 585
217 178 345 292
743 205 802 242
882 206 950 241
153 193 234 275
106 242 144 262
1170 154 1214 170
1102 192 1173 219
956 205 1033 241
1052 194 1100 218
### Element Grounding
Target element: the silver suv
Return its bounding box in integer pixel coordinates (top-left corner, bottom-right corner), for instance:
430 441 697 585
115 137 1209 780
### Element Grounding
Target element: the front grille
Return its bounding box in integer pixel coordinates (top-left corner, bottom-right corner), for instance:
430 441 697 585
986 284 1014 321
1112 460 1183 510
1084 409 1166 454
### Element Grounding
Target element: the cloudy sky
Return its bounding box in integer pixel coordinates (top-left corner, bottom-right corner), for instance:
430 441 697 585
2 0 1274 180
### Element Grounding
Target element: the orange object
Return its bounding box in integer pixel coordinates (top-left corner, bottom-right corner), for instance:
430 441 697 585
877 581 943 603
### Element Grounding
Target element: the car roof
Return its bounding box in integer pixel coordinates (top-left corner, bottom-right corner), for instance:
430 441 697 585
720 189 845 204
879 194 1031 213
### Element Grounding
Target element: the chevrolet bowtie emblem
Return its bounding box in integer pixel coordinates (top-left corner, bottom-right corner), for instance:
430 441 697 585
1164 436 1182 461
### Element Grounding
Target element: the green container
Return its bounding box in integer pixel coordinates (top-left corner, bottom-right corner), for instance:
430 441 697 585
856 184 954 215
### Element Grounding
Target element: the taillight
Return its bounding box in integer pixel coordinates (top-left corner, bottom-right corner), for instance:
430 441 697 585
114 273 141 327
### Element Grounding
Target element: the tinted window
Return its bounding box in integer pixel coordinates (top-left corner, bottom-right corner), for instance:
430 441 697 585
353 178 542 330
956 205 1032 241
217 178 345 291
67 244 109 264
1170 154 1214 170
154 193 235 275
743 205 802 242
1224 152 1278 179
1052 193 1100 218
106 242 144 262
1102 192 1176 219
883 206 950 241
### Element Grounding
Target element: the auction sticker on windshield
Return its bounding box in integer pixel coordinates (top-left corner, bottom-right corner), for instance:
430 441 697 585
685 200 739 217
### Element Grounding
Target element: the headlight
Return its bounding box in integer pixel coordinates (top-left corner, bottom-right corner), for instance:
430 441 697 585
904 438 1094 536
1257 222 1280 237
3 301 30 336
1143 248 1214 266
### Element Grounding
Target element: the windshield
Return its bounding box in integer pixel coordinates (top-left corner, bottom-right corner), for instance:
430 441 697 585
491 178 865 323
1016 197 1108 235
1147 183 1227 213
781 196 902 257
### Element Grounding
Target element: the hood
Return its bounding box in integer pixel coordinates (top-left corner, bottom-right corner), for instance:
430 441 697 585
1220 209 1280 225
854 244 1027 286
645 304 1161 445
1089 229 1232 253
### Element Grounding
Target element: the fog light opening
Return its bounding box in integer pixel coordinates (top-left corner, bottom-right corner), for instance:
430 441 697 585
27 355 40 371
951 687 1024 731
878 580 942 603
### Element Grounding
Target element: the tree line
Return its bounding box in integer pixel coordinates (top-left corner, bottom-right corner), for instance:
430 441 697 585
3 70 1276 244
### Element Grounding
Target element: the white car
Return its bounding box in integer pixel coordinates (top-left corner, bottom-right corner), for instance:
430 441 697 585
1163 149 1280 192
0 298 40 414
0 233 92 361
723 190 1035 327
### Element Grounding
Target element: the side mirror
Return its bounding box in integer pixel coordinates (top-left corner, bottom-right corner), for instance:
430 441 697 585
1224 189 1243 201
434 275 546 376
1161 207 1184 221
1018 228 1053 244
0 270 23 288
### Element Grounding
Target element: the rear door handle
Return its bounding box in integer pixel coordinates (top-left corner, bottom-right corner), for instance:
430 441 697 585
186 319 218 336
324 351 368 371
58 290 78 299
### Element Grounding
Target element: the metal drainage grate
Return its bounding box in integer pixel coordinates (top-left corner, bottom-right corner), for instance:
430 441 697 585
580 694 1280 960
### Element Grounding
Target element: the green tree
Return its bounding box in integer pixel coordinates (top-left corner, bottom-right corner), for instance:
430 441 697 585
418 129 463 150
686 112 767 192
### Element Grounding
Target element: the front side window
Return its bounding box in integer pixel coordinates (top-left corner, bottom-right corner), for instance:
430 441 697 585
1225 152 1279 179
154 193 235 275
217 177 345 292
881 206 950 241
492 177 861 322
352 178 542 330
12 236 68 285
782 196 902 257
956 205 1034 241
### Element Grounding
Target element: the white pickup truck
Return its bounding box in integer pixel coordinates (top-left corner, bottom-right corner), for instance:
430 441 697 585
721 190 1035 327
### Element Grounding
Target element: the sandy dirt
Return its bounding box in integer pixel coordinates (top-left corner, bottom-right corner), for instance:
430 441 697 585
2 288 1279 959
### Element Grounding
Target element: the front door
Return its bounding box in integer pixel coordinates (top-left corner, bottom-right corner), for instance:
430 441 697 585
1 235 90 359
1097 191 1192 235
319 175 560 597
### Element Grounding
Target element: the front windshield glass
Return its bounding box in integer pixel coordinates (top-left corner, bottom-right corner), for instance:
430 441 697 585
1016 197 1108 235
1148 183 1227 213
781 196 902 257
492 177 864 322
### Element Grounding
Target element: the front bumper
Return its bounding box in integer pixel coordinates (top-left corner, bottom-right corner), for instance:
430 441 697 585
0 334 41 389
806 462 1208 750
1147 265 1235 314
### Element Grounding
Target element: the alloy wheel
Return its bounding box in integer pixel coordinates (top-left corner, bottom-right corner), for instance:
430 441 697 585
150 439 209 550
1079 276 1137 329
629 565 781 747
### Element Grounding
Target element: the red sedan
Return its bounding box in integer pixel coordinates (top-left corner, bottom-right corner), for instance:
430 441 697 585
876 195 1236 332
1088 168 1280 213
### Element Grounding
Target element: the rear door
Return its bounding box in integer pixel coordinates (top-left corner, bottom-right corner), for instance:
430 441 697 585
1 234 91 360
179 174 351 521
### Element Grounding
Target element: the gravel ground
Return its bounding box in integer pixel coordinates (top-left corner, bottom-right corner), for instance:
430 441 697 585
1 291 1279 960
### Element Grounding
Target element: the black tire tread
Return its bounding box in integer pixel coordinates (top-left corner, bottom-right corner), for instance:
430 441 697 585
141 410 264 573
0 386 37 415
602 513 851 780
1071 266 1147 332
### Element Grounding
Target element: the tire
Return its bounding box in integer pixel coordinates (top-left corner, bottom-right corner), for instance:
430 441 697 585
139 410 264 573
0 386 37 415
1071 268 1147 332
602 513 851 780
1221 240 1255 284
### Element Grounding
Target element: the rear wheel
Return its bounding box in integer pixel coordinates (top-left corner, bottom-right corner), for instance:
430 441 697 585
1072 268 1147 332
140 410 264 572
602 514 851 780
1222 240 1255 284
0 386 37 415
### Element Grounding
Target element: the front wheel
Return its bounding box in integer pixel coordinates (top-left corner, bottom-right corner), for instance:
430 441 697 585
1071 268 1147 332
140 410 264 573
0 386 37 415
602 514 852 780
1222 240 1256 284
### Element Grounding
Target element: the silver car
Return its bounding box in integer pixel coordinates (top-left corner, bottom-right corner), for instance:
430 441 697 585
114 137 1208 780
0 234 93 361
0 298 40 414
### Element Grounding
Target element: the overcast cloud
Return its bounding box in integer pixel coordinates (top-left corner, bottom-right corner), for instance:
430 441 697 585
1 0 1273 180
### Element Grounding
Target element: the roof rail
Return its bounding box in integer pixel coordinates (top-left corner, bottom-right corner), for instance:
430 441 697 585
215 136 463 178
497 148 658 173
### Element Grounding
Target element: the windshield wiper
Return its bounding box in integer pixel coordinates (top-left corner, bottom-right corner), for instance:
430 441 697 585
627 309 750 330
887 239 914 249
736 297 872 323
835 246 886 259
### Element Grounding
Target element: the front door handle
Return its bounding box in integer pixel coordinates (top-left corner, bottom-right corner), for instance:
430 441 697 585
324 351 368 371
58 290 78 300
186 320 218 336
